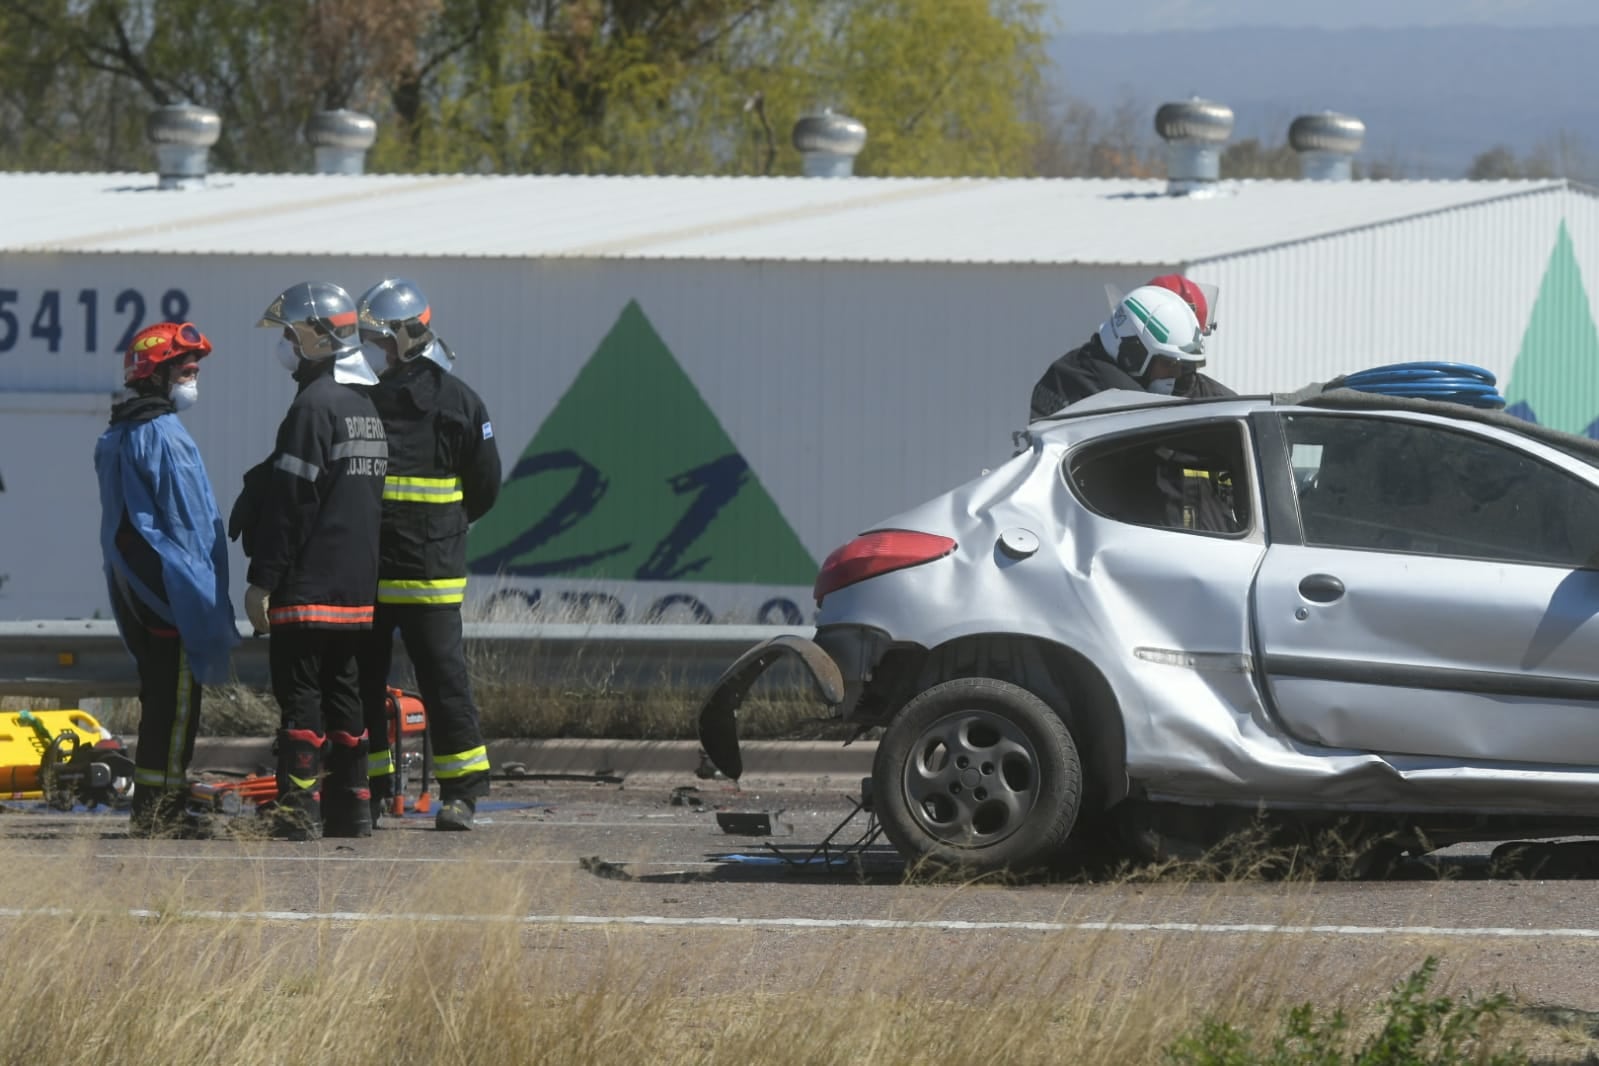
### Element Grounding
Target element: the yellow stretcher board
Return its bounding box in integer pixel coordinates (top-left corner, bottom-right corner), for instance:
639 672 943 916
1 709 110 796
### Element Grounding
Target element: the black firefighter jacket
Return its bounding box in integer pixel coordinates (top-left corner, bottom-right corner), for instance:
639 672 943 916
1028 334 1240 534
368 358 501 606
236 363 388 629
1028 334 1236 422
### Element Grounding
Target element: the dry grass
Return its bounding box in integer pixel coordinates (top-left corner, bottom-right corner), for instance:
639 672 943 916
0 833 1591 1066
464 638 834 742
50 676 825 741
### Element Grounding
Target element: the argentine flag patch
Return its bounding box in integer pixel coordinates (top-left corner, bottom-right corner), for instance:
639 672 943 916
482 421 494 440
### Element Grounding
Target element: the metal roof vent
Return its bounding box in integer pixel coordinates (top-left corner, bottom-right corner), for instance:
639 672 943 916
1289 111 1366 181
1154 97 1233 196
792 108 867 178
307 109 378 175
146 103 221 191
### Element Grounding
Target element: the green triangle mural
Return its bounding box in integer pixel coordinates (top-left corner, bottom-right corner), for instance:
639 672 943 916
1503 222 1599 436
467 300 816 584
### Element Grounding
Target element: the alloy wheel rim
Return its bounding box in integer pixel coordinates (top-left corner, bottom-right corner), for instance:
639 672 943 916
901 708 1041 847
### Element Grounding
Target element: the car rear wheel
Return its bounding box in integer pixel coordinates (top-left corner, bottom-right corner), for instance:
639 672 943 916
873 677 1082 876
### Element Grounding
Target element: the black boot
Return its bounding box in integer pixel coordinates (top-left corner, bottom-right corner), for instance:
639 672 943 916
323 730 372 839
436 769 489 832
128 787 197 839
368 772 395 829
435 796 476 831
268 728 324 842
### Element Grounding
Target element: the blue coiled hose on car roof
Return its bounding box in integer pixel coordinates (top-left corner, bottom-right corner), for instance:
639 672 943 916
1336 362 1506 409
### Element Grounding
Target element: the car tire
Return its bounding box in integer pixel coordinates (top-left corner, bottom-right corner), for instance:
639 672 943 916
873 677 1082 877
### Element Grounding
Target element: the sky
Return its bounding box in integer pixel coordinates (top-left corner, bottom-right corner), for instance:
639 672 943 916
1045 0 1599 33
1039 1 1598 177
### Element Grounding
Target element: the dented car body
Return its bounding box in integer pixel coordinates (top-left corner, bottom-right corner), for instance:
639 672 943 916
699 388 1599 873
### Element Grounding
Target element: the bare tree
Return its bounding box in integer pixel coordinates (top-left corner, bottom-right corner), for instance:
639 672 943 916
1219 138 1298 179
1467 133 1596 182
1029 89 1160 178
1526 130 1597 182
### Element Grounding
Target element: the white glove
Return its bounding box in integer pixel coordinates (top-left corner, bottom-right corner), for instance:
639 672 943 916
245 585 272 634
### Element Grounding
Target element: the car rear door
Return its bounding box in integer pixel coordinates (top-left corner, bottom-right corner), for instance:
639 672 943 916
1250 410 1599 766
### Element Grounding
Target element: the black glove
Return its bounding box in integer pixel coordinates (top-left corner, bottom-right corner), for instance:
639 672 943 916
229 458 272 554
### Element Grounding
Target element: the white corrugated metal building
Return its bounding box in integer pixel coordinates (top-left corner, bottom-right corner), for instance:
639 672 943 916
1 165 1595 623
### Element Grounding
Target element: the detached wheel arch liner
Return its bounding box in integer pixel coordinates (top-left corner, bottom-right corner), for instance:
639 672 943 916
696 634 845 781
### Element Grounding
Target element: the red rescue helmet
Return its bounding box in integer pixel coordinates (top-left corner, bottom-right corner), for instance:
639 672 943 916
1147 274 1219 336
123 321 213 385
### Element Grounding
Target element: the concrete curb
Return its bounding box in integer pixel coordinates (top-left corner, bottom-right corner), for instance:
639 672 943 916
191 737 876 790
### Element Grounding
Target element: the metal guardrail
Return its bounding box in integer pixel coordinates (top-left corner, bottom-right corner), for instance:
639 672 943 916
0 621 808 702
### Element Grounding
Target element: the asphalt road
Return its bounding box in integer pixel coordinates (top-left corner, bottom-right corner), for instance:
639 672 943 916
6 778 1599 1032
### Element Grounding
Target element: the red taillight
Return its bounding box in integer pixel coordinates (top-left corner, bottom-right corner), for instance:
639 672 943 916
813 530 958 606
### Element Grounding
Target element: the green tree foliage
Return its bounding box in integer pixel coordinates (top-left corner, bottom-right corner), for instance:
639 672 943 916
393 0 1047 176
0 0 133 170
1467 145 1530 181
0 0 1047 177
0 0 452 171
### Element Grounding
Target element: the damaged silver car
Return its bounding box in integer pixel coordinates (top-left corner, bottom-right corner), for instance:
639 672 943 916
699 386 1599 875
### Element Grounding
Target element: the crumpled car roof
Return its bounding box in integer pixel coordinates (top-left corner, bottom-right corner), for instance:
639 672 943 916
1275 383 1599 467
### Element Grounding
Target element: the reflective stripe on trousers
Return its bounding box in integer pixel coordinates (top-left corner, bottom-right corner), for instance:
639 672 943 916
377 578 468 605
383 475 462 503
133 645 194 791
433 745 490 780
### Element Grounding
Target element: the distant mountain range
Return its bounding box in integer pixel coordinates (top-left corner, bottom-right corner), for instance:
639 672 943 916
1045 26 1597 179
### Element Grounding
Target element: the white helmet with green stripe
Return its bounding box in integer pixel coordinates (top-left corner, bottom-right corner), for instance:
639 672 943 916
1099 284 1207 378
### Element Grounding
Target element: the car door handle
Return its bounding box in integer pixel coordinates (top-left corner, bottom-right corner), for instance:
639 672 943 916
1298 573 1345 603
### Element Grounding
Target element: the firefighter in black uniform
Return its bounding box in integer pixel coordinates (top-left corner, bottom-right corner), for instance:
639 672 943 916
354 278 501 831
1029 276 1234 420
238 281 387 841
1029 284 1240 533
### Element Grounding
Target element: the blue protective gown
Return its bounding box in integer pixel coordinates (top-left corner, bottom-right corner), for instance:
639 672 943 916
95 407 239 685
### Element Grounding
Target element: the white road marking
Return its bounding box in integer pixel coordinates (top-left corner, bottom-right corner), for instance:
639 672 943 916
469 821 751 830
0 818 749 833
0 851 720 867
102 853 720 866
0 907 1597 940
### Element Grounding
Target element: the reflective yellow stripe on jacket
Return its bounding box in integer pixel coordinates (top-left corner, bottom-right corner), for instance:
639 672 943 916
377 578 469 605
383 475 463 503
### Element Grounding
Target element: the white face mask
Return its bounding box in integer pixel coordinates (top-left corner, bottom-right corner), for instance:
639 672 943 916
276 337 302 374
1147 376 1178 395
170 379 199 410
362 341 395 372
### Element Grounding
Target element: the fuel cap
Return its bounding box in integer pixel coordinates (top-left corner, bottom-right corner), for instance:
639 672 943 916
998 528 1039 559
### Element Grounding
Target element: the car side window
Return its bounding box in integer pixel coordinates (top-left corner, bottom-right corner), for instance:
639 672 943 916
1067 422 1250 535
1284 413 1599 568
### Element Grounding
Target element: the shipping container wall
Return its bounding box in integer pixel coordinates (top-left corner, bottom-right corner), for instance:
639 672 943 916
0 254 1155 622
1191 189 1599 434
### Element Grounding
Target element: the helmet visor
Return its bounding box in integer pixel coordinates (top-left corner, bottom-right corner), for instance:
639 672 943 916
1147 353 1205 379
1194 281 1220 334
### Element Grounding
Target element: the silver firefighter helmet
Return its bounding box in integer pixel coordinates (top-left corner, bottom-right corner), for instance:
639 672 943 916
358 277 452 371
257 280 363 360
